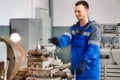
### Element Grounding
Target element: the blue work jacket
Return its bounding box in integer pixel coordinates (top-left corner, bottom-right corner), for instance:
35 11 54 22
57 21 101 80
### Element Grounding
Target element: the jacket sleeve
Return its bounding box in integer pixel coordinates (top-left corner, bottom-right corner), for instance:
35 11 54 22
82 24 101 63
57 28 72 48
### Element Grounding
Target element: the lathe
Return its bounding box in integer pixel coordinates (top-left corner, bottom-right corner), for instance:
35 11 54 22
0 36 72 80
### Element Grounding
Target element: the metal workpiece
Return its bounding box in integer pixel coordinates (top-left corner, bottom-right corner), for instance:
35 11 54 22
0 36 26 80
0 62 4 80
26 46 72 79
12 43 72 80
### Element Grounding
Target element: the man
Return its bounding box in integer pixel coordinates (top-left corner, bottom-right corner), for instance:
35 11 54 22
50 0 101 80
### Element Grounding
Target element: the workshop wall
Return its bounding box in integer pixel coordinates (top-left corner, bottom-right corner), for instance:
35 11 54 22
0 0 32 25
53 0 120 26
0 0 49 25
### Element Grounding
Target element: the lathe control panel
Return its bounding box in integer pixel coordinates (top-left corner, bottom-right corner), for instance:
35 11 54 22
104 25 118 33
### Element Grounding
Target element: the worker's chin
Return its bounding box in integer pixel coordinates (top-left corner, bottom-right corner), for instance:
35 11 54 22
77 19 81 21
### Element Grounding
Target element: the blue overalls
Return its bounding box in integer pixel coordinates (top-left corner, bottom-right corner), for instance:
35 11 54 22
57 21 101 80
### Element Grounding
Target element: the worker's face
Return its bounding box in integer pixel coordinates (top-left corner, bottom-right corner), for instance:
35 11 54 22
74 5 89 20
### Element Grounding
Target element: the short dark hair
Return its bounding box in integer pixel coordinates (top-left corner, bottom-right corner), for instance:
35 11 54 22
75 0 89 9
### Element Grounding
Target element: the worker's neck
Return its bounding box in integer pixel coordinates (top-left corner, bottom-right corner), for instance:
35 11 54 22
79 18 89 26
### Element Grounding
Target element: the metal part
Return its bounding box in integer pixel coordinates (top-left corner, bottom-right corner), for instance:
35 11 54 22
0 62 4 80
0 36 26 80
26 46 71 79
10 43 71 80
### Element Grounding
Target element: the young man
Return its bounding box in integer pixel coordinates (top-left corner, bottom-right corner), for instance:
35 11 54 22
51 1 101 80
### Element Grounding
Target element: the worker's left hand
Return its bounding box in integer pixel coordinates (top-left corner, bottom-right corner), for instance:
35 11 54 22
49 37 59 45
76 61 87 74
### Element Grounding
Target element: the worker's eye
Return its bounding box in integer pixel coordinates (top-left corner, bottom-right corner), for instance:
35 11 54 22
75 10 81 13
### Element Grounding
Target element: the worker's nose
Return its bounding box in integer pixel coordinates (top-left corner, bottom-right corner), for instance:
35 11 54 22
75 12 78 16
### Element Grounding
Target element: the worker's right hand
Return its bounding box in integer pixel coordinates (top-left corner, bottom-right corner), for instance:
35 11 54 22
76 61 87 74
50 37 59 45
